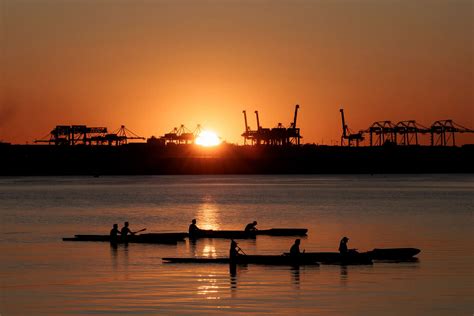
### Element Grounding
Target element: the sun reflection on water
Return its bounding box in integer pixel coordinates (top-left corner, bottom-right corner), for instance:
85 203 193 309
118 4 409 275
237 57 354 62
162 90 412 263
202 244 217 258
197 275 220 299
196 195 220 230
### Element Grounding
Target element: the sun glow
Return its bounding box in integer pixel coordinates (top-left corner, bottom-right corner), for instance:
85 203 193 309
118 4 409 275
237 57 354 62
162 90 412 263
195 131 221 147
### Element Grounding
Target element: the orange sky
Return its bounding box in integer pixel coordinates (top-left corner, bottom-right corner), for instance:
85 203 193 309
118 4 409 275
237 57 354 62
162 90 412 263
1 0 473 145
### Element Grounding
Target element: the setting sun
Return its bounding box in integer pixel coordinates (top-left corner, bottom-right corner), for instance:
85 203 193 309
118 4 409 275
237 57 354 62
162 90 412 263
195 131 221 147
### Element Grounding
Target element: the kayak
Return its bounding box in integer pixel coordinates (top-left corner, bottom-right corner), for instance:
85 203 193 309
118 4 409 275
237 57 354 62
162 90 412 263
256 228 308 236
62 228 307 243
163 257 231 263
162 255 319 266
291 248 420 264
300 252 373 265
189 228 308 239
366 248 421 260
62 233 187 244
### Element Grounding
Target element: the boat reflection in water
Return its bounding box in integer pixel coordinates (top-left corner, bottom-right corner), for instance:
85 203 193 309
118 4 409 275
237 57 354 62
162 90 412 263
340 265 348 285
291 266 300 289
109 242 130 276
229 264 238 300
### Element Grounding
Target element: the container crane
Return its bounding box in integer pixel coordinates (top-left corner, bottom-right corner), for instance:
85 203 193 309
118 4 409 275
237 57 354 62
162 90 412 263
430 120 474 146
241 110 253 145
340 109 364 146
287 104 301 145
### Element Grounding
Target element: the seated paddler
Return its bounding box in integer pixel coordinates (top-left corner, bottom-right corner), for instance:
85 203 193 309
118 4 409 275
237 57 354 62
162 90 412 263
120 221 136 240
339 236 358 255
229 240 240 260
244 220 258 232
290 239 305 256
188 219 201 238
110 224 121 242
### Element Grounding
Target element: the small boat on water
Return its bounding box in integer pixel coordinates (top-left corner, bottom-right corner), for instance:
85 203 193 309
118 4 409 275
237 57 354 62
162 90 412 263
62 228 306 244
366 248 421 260
292 248 420 264
298 252 373 265
62 233 188 244
62 228 307 243
190 228 308 239
163 254 320 266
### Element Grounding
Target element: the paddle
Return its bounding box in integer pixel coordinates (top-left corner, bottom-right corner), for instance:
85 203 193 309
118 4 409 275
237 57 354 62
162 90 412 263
236 245 247 256
134 228 147 234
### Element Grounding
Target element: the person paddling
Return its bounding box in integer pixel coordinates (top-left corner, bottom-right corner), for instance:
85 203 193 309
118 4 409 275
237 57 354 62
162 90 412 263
244 221 258 232
339 236 358 255
290 239 305 256
110 224 121 242
120 222 146 241
229 239 246 261
229 240 240 260
188 219 201 238
120 222 136 236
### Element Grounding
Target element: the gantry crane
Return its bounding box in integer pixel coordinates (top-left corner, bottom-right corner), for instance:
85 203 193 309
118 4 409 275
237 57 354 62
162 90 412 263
430 120 474 146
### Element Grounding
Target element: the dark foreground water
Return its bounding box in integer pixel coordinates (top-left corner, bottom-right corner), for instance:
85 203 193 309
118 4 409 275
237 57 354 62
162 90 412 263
0 175 473 315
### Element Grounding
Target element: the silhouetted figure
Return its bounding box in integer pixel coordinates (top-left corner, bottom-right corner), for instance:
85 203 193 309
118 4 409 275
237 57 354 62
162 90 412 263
290 239 304 256
339 237 349 254
229 240 239 260
188 219 201 238
244 221 258 232
120 222 135 239
110 224 121 242
339 236 357 255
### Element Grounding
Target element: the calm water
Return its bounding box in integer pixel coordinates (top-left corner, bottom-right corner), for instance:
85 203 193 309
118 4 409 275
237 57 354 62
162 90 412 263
0 175 473 315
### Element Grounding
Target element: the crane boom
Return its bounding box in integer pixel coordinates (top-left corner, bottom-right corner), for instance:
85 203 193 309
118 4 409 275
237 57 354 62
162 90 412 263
243 110 249 132
293 104 299 128
255 111 261 130
340 108 347 138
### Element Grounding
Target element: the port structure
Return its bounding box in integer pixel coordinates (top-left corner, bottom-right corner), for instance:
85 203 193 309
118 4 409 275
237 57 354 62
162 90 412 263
340 108 364 146
339 109 473 147
34 125 144 146
367 120 430 146
241 110 257 145
159 124 202 144
366 121 397 146
106 125 146 145
241 105 301 145
365 120 474 146
430 120 474 146
394 121 430 146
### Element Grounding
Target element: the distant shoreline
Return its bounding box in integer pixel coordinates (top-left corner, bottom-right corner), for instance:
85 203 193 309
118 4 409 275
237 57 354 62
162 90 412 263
0 143 473 175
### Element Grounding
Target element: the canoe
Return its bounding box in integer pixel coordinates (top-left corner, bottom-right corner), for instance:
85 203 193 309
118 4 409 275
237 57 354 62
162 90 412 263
256 228 308 236
284 252 373 265
163 257 231 263
314 253 372 265
291 248 421 264
62 233 187 244
366 248 421 260
162 255 319 266
189 228 308 239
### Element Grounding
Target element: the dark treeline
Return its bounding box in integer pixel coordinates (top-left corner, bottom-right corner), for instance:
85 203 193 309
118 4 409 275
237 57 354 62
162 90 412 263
0 143 473 175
